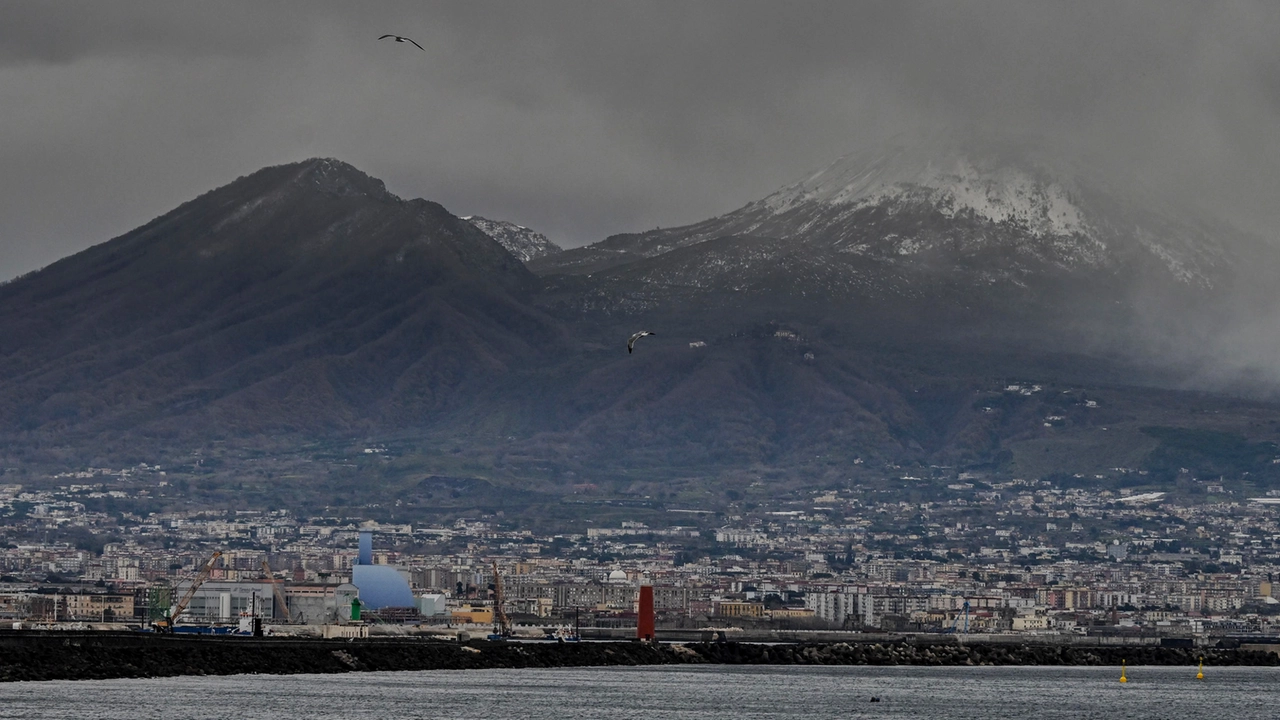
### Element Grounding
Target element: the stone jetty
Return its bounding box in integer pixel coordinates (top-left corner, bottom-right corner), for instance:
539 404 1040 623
0 632 1274 682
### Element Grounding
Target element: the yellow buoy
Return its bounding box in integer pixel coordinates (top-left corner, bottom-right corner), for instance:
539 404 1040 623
1120 659 1128 683
1196 657 1204 680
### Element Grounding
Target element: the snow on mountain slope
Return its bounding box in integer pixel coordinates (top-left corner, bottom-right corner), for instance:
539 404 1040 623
464 215 563 264
535 132 1238 293
762 147 1091 237
729 136 1232 287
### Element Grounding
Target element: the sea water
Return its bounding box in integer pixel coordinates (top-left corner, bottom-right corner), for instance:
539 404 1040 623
0 664 1276 719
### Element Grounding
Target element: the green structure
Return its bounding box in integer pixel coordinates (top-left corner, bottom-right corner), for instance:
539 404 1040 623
147 586 173 622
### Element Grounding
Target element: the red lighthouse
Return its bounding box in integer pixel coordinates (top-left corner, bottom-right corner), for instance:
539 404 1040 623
637 585 655 642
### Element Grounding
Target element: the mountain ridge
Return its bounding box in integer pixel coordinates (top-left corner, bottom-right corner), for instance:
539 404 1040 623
1 150 1277 516
463 215 563 263
527 134 1267 376
0 158 564 445
534 135 1238 292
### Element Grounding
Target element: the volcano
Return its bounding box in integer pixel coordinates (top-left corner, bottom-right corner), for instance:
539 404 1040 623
1 147 1276 510
0 158 564 447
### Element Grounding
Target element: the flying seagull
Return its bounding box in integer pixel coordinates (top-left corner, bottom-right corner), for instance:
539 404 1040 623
628 330 655 354
379 34 425 51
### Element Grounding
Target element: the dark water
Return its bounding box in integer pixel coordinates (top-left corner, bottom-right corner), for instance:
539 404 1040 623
0 665 1276 719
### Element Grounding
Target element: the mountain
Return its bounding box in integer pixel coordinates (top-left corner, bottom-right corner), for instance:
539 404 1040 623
1 150 1276 521
530 133 1254 353
463 216 562 263
499 133 1280 505
0 158 565 457
536 133 1237 284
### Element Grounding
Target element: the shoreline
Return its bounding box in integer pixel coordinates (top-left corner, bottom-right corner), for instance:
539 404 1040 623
1 633 1277 682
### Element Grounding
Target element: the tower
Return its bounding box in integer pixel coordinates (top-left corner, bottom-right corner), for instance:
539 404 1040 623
358 531 373 565
637 585 655 642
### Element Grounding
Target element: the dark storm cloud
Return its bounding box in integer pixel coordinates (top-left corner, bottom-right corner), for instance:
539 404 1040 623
0 3 309 67
1 1 1278 281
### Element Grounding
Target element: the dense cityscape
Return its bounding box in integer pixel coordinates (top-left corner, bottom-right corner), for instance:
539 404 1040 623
4 465 1278 641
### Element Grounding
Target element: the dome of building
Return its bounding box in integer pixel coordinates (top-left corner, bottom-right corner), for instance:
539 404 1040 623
608 569 628 583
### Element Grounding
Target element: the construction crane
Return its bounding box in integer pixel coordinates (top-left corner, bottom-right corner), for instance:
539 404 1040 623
489 560 511 640
261 559 292 623
945 599 971 634
153 550 222 633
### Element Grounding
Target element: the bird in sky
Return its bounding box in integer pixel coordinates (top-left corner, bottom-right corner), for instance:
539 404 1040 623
628 330 655 354
379 34 425 51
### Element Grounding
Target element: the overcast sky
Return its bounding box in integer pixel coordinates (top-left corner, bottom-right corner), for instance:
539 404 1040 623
1 1 1278 280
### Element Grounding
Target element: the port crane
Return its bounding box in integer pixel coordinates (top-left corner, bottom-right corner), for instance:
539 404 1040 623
489 560 512 639
152 550 222 633
260 559 292 623
945 599 971 634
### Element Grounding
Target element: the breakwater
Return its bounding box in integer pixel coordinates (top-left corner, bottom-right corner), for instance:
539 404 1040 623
0 633 1275 682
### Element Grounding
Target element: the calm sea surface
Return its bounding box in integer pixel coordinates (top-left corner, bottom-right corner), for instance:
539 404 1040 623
1 665 1277 719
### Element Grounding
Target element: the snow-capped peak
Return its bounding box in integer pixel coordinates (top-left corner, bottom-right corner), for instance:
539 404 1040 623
762 143 1092 239
738 132 1230 286
536 131 1237 292
464 216 563 264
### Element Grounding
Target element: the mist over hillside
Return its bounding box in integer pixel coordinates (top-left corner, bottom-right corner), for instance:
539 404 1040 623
534 130 1280 393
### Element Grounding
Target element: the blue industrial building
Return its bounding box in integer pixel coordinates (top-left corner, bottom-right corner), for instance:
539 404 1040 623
350 530 415 610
